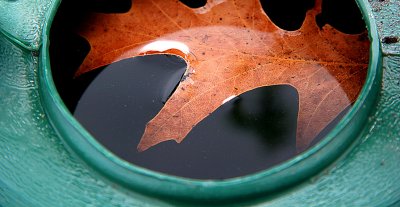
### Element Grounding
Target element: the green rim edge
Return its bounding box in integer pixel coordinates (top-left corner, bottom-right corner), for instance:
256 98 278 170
38 0 382 202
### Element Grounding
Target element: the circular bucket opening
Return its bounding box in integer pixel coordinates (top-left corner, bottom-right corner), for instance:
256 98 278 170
40 0 381 202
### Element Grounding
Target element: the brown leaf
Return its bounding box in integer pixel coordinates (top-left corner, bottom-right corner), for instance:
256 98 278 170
76 0 369 152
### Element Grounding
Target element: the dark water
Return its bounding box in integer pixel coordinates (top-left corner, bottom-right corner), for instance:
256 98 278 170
72 55 299 179
50 0 362 180
57 54 350 180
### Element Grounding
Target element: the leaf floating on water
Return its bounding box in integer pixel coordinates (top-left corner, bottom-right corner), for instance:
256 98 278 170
76 0 369 152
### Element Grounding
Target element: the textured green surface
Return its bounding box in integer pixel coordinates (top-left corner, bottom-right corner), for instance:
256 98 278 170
369 0 400 55
0 0 57 50
265 56 400 206
0 30 167 207
0 0 399 206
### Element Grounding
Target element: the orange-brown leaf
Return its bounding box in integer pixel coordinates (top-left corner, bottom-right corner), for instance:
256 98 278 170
76 0 369 152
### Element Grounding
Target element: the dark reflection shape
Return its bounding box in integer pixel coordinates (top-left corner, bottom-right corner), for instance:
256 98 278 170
50 31 93 112
50 0 134 112
73 55 186 159
316 0 365 34
52 0 131 29
179 0 207 8
229 87 298 149
260 0 314 31
69 0 132 13
88 0 132 13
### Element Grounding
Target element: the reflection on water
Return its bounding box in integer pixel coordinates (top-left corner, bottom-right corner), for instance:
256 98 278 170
139 40 190 56
73 55 300 179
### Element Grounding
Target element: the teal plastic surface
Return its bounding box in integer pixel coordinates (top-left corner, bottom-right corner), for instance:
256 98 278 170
0 0 399 206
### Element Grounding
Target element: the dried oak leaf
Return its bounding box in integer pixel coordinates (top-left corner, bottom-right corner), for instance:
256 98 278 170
76 0 369 152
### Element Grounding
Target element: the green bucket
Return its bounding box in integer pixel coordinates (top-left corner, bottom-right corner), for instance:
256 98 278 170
0 0 399 206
